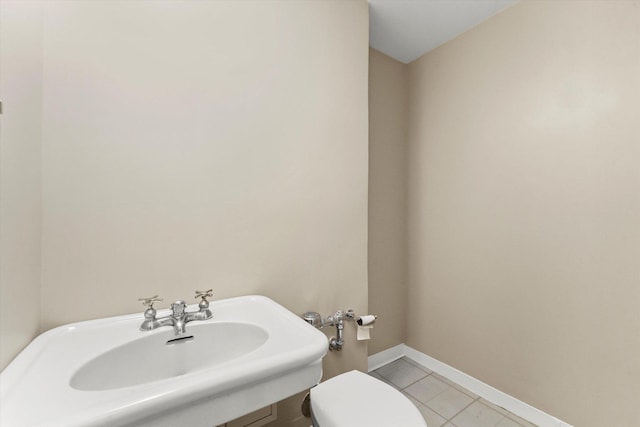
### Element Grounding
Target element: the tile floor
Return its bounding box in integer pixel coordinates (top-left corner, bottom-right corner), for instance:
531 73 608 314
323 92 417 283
369 357 538 427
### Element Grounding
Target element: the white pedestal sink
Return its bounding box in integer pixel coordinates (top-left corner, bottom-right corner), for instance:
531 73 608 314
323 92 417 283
0 295 328 427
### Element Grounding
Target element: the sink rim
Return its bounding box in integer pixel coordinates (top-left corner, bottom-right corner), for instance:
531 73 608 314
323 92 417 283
0 295 328 427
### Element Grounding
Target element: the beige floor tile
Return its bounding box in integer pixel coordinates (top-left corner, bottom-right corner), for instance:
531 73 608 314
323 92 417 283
450 400 506 427
403 357 433 374
430 372 455 386
404 375 450 404
431 372 479 399
403 391 423 407
424 387 475 420
402 390 447 427
376 358 538 427
418 404 448 427
496 417 524 426
368 371 383 380
375 358 429 388
369 371 401 390
505 413 538 427
478 398 510 415
452 383 480 399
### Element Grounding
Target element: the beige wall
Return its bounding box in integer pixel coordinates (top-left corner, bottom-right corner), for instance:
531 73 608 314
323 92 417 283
39 0 369 378
0 1 43 370
406 1 640 426
0 0 369 394
368 48 408 355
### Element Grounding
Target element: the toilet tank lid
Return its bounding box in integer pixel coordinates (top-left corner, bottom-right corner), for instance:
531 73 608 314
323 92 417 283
310 370 427 427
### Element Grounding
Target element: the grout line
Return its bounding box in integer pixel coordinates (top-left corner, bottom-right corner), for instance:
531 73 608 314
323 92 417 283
373 358 431 389
397 345 560 426
387 360 524 427
397 371 432 390
402 373 466 415
402 355 433 373
400 372 431 392
443 397 480 424
401 370 452 395
374 357 534 427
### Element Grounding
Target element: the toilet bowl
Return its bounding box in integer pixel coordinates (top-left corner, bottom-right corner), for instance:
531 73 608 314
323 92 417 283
310 370 427 427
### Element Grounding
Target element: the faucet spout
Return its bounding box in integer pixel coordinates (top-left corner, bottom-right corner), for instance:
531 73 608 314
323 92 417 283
169 301 187 335
172 318 187 335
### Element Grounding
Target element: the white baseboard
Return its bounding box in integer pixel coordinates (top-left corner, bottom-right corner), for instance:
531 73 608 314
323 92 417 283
369 344 573 427
367 344 405 371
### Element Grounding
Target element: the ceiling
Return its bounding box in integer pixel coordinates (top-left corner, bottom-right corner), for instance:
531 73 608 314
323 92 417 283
369 0 519 64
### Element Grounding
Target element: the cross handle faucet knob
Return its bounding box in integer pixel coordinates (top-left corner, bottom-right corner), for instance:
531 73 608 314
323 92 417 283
195 289 213 302
138 295 163 309
195 289 213 311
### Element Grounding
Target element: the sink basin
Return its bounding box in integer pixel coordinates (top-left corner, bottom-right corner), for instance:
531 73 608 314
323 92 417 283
0 295 328 427
71 322 269 391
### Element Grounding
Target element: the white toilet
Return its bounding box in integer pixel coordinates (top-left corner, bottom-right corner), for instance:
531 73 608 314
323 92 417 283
310 370 427 427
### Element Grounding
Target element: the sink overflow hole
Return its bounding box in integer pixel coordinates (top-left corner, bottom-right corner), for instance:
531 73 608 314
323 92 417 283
166 335 194 345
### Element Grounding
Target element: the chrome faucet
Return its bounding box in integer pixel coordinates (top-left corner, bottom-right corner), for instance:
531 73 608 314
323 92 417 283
138 289 214 335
